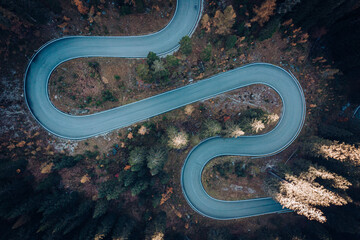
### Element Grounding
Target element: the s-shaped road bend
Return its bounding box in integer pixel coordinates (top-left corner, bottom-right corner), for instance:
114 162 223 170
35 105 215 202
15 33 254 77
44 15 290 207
24 0 306 220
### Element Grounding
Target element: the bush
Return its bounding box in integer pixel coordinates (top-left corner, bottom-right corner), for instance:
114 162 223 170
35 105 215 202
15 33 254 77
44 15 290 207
151 60 170 84
225 35 237 49
213 162 232 179
167 126 189 150
165 55 180 68
200 44 212 62
98 179 125 200
53 155 84 170
201 119 222 138
147 52 160 67
136 63 150 81
258 17 280 41
88 61 99 69
102 90 117 102
235 161 246 177
179 36 192 56
114 75 120 80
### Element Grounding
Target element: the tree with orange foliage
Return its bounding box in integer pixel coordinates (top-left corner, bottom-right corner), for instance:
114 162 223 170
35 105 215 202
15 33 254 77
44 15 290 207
250 0 277 26
160 187 173 205
72 0 88 15
213 5 236 35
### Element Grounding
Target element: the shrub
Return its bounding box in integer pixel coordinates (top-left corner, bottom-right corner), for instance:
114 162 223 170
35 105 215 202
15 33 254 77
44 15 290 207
200 44 212 62
179 36 192 56
136 63 150 81
225 35 237 49
167 126 189 150
53 155 84 170
147 147 168 176
223 121 245 138
258 17 280 41
165 55 180 68
102 90 117 102
201 119 222 138
147 52 160 67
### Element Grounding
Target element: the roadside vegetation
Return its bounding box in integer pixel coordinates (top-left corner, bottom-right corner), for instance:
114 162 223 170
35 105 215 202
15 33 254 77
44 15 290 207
1 0 360 239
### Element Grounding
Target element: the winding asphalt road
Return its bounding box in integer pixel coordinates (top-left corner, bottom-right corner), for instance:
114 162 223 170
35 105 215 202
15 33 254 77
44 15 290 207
24 0 306 219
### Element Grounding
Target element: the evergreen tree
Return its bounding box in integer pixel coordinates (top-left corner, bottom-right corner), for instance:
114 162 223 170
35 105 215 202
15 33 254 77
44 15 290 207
0 158 27 180
62 200 94 235
129 147 146 172
98 179 125 200
151 60 170 84
167 126 189 150
147 51 160 67
131 179 149 196
78 218 99 240
225 35 237 49
136 63 150 81
318 124 354 141
123 170 137 187
200 44 212 62
179 36 192 56
112 216 136 240
94 212 117 240
145 211 167 240
165 55 180 68
201 119 222 139
93 199 109 219
147 147 168 176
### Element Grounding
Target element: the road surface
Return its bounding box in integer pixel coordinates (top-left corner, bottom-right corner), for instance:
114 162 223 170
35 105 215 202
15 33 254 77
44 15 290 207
24 0 305 220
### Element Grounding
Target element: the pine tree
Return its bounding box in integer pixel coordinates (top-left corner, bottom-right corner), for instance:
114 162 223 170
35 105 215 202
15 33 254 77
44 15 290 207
145 211 167 240
200 44 212 62
112 216 136 240
0 178 32 218
93 199 109 219
200 119 222 138
94 212 117 240
167 126 189 150
147 147 168 176
301 136 360 166
0 158 27 180
179 36 192 56
223 121 245 138
165 55 180 68
318 124 354 141
123 171 137 187
136 63 150 81
131 180 149 196
273 162 351 223
129 147 146 172
98 179 125 200
78 218 99 240
62 200 94 235
147 52 160 67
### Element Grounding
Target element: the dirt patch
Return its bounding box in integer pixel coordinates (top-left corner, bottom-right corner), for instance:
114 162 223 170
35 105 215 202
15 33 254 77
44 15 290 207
202 156 267 201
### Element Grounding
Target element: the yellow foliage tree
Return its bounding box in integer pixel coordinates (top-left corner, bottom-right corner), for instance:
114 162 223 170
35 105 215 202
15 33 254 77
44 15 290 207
274 164 351 223
250 0 277 26
201 14 211 32
213 5 236 35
